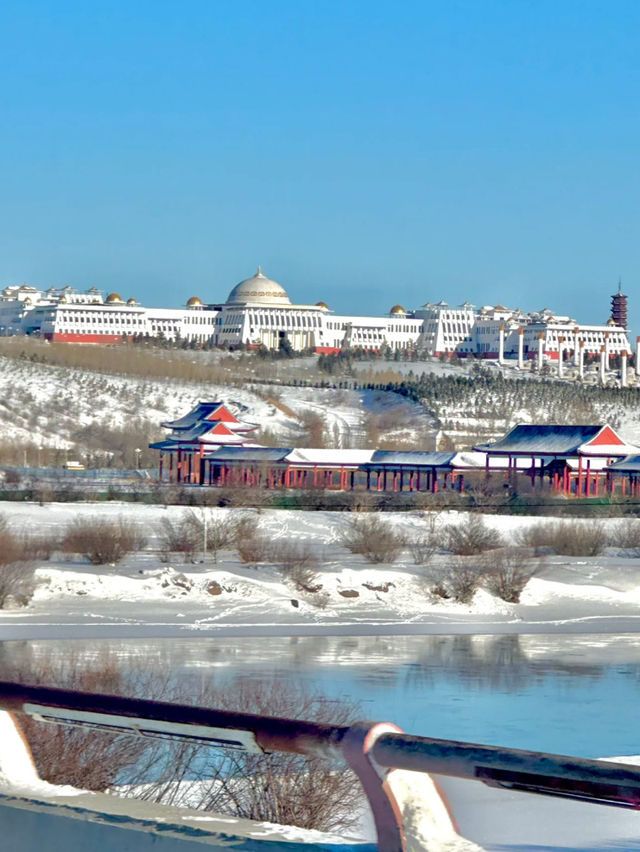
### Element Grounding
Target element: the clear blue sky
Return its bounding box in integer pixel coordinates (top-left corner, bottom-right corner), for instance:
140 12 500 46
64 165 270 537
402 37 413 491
1 0 639 328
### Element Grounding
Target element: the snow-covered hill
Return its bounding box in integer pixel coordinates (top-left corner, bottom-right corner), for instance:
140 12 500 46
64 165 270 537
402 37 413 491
0 354 433 464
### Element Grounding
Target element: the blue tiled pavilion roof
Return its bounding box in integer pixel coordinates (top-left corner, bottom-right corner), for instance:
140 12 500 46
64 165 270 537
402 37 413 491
475 425 603 455
161 402 226 430
206 447 292 463
606 455 640 473
367 450 456 467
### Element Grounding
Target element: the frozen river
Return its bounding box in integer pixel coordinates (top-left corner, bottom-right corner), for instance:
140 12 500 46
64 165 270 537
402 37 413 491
2 632 640 756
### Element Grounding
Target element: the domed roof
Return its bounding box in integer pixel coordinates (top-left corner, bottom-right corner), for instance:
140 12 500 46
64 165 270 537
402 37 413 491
390 304 406 315
315 301 329 310
106 292 123 304
226 267 291 306
127 297 138 306
186 296 203 307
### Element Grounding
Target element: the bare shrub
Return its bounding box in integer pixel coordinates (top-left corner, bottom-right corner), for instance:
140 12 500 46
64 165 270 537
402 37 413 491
237 532 272 565
275 541 321 590
158 515 199 560
514 520 607 557
8 653 363 833
425 556 482 604
233 514 259 542
609 519 640 556
444 557 483 603
8 654 152 791
0 562 36 608
0 524 23 566
19 531 57 561
166 678 364 833
341 514 403 564
444 513 501 555
482 547 542 603
159 510 252 562
408 513 442 564
63 516 147 565
275 541 319 586
0 517 36 606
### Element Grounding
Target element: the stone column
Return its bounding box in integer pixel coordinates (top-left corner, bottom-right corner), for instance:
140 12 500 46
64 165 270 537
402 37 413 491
604 332 610 369
578 340 585 380
558 337 564 378
517 327 524 369
600 345 606 385
573 327 580 366
621 351 628 387
538 332 544 372
498 323 505 366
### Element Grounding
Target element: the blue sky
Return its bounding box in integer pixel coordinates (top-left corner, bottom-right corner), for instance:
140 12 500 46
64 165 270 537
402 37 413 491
0 1 639 328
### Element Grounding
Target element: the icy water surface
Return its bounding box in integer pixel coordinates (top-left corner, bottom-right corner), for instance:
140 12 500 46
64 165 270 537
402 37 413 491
2 632 640 758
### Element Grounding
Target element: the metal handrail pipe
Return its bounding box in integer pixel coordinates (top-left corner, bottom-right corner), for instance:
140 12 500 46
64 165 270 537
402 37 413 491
0 680 348 759
372 733 640 808
2 679 640 809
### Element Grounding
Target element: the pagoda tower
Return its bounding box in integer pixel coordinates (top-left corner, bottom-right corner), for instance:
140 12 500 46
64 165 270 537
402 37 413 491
611 281 628 328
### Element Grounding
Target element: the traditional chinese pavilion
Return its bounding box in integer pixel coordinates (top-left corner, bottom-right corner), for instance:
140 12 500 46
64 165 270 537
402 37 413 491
475 424 640 496
149 402 259 484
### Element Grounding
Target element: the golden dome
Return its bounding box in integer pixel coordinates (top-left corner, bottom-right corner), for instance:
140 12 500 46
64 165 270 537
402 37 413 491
390 304 406 315
315 301 329 310
187 296 203 307
105 292 123 304
127 297 138 306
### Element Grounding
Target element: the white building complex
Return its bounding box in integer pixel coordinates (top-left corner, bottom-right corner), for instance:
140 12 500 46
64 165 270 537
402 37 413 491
0 269 632 366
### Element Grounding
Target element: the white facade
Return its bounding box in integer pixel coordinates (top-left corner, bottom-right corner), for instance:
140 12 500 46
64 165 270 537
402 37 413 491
0 272 631 362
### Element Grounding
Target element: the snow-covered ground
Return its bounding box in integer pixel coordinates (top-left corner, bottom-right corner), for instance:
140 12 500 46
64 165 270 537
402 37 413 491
3 502 640 639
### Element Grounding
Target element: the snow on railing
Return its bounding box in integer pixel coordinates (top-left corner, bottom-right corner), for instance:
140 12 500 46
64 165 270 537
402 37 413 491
1 680 640 852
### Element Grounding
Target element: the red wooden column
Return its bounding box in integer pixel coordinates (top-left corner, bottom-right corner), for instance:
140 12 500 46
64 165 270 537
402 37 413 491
198 445 204 484
169 452 174 482
577 456 584 495
177 449 182 483
158 453 164 482
586 460 592 497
